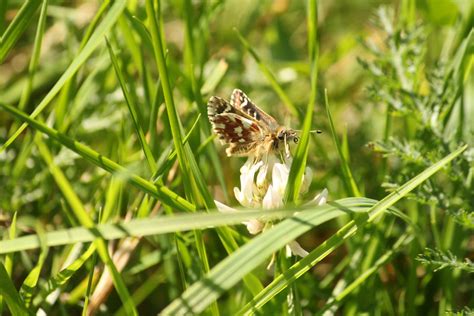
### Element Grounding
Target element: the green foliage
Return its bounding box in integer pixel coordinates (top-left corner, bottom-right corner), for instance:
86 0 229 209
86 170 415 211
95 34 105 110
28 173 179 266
361 8 473 287
417 248 474 273
0 0 472 315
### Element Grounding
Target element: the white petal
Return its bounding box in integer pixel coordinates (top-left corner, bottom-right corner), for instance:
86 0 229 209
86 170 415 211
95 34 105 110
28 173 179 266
262 184 283 209
234 187 254 208
301 167 313 194
214 200 237 213
236 160 263 207
309 188 328 206
287 241 309 257
272 162 290 195
243 219 264 235
262 184 274 209
256 162 268 188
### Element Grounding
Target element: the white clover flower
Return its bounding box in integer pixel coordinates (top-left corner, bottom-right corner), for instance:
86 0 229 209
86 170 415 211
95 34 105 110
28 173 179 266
216 154 328 258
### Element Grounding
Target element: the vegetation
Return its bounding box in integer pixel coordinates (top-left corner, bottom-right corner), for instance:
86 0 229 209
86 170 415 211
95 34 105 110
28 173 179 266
0 0 472 314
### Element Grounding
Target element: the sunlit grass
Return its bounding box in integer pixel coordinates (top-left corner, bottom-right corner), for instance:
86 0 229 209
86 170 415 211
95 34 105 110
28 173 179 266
0 0 472 315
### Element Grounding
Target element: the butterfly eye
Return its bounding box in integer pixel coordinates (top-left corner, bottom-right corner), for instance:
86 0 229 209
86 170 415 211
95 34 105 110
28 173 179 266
293 136 299 144
277 132 285 140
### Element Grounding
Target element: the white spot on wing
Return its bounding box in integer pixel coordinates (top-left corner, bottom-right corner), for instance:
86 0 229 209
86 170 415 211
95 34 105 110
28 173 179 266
242 119 252 129
234 126 243 136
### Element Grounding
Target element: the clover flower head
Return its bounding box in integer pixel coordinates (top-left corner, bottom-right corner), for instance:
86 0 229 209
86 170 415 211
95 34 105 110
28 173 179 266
216 153 328 258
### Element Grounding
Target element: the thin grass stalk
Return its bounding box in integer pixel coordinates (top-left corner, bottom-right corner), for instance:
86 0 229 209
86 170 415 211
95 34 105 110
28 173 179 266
324 90 361 197
0 1 127 152
0 0 41 63
0 102 195 212
284 0 319 203
238 144 467 314
318 233 413 314
106 38 157 173
234 29 300 119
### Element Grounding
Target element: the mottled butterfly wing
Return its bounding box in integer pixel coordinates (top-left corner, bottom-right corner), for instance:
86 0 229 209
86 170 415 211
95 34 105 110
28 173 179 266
208 96 263 156
207 96 254 120
230 89 280 131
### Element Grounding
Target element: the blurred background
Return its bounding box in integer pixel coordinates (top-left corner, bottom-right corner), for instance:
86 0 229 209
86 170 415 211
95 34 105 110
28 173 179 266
0 0 473 314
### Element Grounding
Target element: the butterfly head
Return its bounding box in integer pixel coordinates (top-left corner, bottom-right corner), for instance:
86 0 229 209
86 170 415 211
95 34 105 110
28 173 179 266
276 128 299 144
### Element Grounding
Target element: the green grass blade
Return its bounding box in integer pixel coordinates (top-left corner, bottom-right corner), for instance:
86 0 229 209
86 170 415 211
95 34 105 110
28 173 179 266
318 233 413 314
1 0 126 152
0 0 41 63
307 0 317 61
55 0 112 130
35 136 138 316
4 211 17 272
146 0 218 213
0 0 7 34
234 29 300 119
324 90 361 197
0 102 195 212
19 225 48 308
284 0 319 204
154 113 201 179
161 198 377 315
146 0 190 185
0 199 372 254
82 248 98 316
106 38 157 173
0 263 30 315
32 244 97 308
201 59 228 95
114 268 165 316
0 212 18 313
238 144 467 314
17 0 48 111
35 136 95 226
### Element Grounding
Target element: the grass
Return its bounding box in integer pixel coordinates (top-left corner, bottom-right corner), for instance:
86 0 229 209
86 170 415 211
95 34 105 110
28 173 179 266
0 0 473 315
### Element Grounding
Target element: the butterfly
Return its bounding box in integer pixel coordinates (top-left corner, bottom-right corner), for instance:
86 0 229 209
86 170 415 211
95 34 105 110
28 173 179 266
207 89 299 158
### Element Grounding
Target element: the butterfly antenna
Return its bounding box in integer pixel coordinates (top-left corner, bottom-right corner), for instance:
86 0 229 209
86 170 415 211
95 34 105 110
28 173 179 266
294 129 323 134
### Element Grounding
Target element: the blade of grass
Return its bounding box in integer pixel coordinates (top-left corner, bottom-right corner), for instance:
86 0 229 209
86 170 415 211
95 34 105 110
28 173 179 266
0 212 17 314
106 37 157 173
318 233 413 315
324 90 361 197
0 102 195 212
182 0 229 204
55 0 112 130
0 198 373 254
234 29 300 119
0 262 30 315
147 2 216 287
19 224 48 308
1 0 127 152
307 0 317 63
201 59 228 95
147 0 215 209
284 0 319 204
32 244 97 308
161 198 376 315
82 246 98 316
0 0 7 35
17 0 48 111
0 0 41 63
114 268 165 316
237 144 467 314
147 0 216 209
35 136 138 316
146 0 192 191
147 2 249 302
154 113 202 180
